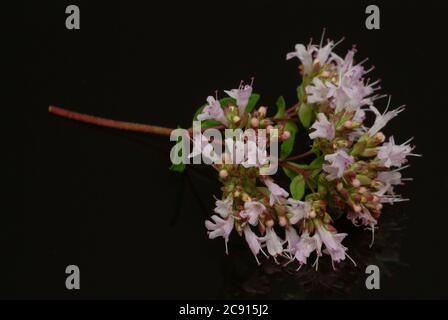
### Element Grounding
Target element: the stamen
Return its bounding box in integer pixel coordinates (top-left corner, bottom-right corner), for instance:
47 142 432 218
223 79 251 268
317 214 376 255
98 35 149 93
345 252 357 266
319 27 326 48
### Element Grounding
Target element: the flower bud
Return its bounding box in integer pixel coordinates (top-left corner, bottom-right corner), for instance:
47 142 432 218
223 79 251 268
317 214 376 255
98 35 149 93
219 169 229 179
266 219 274 228
351 178 361 187
361 147 378 157
321 70 330 78
353 204 362 213
343 120 353 129
233 116 241 123
258 106 267 118
241 192 251 202
279 216 287 227
308 209 317 219
251 117 259 128
281 130 291 140
336 182 344 191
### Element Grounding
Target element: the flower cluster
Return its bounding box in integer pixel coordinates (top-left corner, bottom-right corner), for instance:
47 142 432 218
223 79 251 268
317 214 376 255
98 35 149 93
195 36 418 270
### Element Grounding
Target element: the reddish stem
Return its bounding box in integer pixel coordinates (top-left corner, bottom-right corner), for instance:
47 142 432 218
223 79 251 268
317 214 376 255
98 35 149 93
48 106 224 136
285 150 314 161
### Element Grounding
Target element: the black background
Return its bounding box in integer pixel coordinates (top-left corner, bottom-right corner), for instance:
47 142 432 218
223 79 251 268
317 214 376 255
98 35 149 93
13 0 448 299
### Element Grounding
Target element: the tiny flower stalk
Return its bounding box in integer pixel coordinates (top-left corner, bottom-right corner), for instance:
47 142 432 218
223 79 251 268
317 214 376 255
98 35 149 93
49 32 418 272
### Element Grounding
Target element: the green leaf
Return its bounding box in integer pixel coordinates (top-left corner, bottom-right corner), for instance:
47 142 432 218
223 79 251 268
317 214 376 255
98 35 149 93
280 120 298 159
309 155 324 169
298 103 313 128
169 162 186 172
282 166 297 180
245 93 260 113
290 174 306 200
274 96 286 119
219 97 236 107
169 135 186 173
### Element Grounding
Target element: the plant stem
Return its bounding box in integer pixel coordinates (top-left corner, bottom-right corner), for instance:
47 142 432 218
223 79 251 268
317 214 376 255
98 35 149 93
285 150 314 161
281 161 316 193
48 106 224 136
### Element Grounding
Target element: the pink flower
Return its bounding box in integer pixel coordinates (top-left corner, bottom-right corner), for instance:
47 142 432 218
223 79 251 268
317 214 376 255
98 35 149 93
323 149 354 181
214 196 233 218
306 78 331 104
205 215 234 254
315 40 336 65
347 206 377 227
293 232 322 265
284 227 300 259
286 199 311 224
265 227 284 260
224 83 253 116
240 201 266 226
377 136 417 168
197 96 228 126
264 178 289 205
309 113 335 140
353 108 366 123
243 226 267 265
376 170 404 195
286 43 315 74
316 224 348 263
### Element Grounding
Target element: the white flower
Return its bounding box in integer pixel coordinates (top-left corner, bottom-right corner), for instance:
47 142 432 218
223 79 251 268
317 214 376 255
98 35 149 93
197 96 228 126
188 134 210 159
224 83 253 116
265 227 284 259
286 43 315 74
293 232 322 265
264 178 289 205
243 226 266 265
240 201 266 226
330 84 373 113
316 224 348 263
305 78 331 104
284 227 300 259
377 136 417 168
214 196 233 218
309 113 335 140
286 199 311 224
315 40 336 65
242 140 269 168
323 149 354 181
205 215 234 254
368 104 405 136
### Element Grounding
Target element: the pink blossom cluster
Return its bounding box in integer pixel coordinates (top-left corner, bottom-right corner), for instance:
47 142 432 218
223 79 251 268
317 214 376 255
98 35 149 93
199 36 418 270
